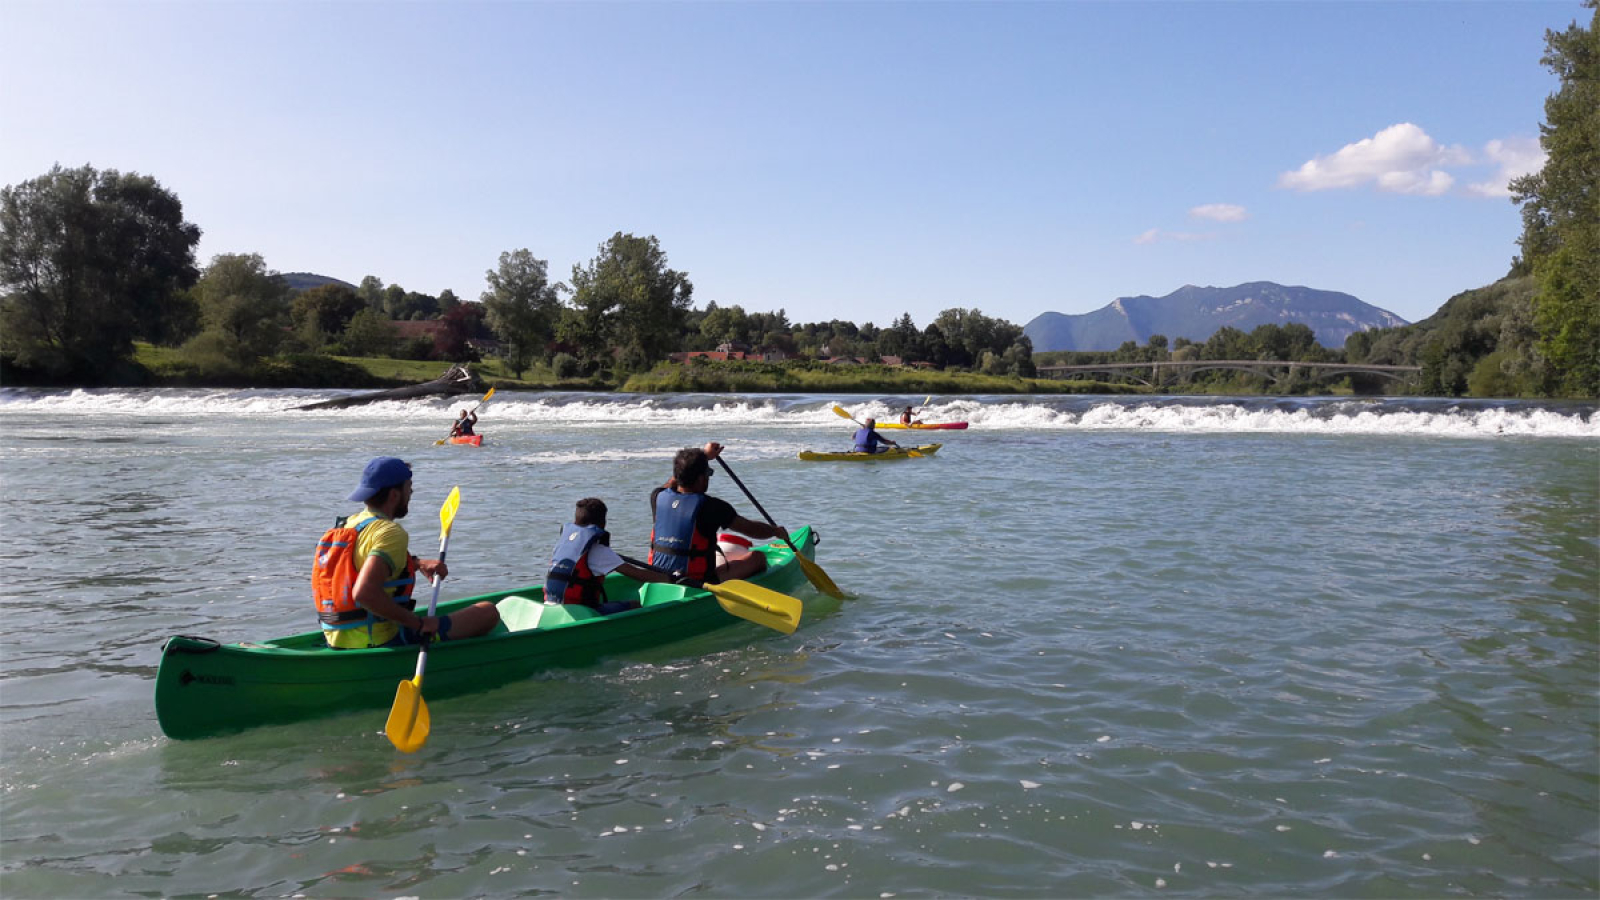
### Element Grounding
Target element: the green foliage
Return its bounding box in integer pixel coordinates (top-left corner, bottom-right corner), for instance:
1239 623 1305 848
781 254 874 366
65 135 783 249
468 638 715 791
552 352 582 379
0 164 200 380
481 248 564 378
1510 2 1599 397
568 233 692 370
185 253 291 370
291 284 366 350
342 308 399 358
620 358 1140 395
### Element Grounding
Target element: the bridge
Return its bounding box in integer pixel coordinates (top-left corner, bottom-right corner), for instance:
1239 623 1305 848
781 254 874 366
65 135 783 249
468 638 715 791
1035 360 1422 387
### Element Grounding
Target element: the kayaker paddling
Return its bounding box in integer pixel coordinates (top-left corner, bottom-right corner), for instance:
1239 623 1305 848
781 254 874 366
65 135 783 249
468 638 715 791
649 442 787 584
852 417 901 455
313 457 499 649
547 498 675 616
899 405 920 426
450 408 477 438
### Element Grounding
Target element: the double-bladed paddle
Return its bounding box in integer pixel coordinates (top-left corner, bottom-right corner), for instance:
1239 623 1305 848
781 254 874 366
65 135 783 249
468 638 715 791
385 485 460 753
714 457 846 599
435 387 495 446
830 404 923 457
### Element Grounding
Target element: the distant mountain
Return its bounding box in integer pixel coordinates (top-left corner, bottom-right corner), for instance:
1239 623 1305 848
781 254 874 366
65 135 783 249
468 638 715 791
1024 282 1409 351
281 272 356 293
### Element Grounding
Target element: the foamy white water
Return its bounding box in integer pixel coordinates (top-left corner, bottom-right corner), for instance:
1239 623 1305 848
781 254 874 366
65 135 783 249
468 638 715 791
2 388 1594 438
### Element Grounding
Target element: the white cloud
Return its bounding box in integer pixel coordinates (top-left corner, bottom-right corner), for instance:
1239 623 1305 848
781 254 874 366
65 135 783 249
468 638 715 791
1190 203 1248 222
1278 123 1468 195
1134 229 1215 245
1467 136 1545 198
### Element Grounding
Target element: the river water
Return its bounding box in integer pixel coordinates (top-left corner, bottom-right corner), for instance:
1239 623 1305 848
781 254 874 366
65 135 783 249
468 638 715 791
1 389 1596 898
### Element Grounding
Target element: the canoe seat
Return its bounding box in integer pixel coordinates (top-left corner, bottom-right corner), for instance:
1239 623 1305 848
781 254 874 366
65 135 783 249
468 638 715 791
496 595 601 631
496 595 544 632
640 582 687 607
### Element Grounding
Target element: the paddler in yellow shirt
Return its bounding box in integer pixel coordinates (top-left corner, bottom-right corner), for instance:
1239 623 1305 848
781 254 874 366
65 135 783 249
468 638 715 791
312 457 499 649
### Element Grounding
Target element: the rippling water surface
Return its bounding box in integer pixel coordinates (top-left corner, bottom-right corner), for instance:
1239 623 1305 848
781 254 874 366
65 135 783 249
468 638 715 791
1 390 1596 897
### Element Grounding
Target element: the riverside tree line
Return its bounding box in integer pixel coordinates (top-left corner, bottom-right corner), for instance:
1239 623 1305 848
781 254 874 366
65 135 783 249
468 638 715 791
2 6 1593 396
0 181 1035 386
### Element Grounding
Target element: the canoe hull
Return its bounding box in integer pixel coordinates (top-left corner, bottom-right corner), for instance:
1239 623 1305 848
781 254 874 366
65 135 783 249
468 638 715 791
873 422 967 430
154 527 816 740
798 444 941 461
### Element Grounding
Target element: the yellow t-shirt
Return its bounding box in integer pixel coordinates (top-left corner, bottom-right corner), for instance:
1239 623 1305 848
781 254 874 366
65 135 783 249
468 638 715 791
323 509 413 649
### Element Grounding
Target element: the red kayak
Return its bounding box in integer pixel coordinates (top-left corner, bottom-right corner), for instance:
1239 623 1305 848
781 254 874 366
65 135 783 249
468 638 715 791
449 434 484 446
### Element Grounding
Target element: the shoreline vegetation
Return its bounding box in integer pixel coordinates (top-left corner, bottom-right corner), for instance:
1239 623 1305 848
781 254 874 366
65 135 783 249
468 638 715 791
2 14 1594 401
77 344 1154 396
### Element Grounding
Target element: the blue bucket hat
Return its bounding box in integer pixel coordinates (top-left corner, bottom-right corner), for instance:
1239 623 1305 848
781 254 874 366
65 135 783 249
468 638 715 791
348 457 412 502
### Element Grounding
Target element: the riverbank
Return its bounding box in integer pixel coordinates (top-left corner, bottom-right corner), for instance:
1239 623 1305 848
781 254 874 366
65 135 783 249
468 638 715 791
2 346 1147 396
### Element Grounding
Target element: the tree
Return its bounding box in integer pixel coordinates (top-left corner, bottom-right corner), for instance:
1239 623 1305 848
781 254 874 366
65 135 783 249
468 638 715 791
291 284 366 350
342 308 398 358
357 275 385 311
436 302 485 363
568 232 692 370
1509 1 1599 396
0 164 201 378
481 249 565 377
186 253 291 367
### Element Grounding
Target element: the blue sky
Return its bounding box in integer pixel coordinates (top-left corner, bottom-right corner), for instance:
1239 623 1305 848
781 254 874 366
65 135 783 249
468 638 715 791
0 1 1582 329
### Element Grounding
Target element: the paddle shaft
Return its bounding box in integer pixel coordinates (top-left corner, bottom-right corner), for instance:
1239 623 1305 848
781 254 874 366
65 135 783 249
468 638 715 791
713 457 807 556
410 532 452 684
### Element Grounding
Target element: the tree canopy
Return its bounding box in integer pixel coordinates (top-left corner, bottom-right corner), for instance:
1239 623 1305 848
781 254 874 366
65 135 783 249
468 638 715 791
0 164 200 379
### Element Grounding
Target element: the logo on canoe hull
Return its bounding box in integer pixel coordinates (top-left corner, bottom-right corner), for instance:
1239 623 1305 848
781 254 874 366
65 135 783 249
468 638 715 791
178 669 236 687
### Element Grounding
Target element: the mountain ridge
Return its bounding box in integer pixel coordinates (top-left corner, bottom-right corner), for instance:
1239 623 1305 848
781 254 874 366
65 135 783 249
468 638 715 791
1024 282 1409 351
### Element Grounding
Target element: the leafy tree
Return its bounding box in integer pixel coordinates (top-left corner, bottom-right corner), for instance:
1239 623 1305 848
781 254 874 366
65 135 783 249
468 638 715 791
291 284 366 350
437 289 461 316
357 275 385 311
700 304 751 346
186 253 290 367
568 232 692 370
382 284 408 319
481 249 565 377
342 308 398 358
436 302 485 363
0 164 201 378
1509 1 1599 396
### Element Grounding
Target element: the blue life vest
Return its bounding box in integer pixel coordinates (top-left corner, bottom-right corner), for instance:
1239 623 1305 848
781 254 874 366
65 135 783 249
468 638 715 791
547 523 609 607
853 427 881 453
649 489 713 582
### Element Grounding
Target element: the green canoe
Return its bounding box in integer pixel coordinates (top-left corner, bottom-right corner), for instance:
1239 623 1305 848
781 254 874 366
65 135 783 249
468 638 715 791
155 526 817 740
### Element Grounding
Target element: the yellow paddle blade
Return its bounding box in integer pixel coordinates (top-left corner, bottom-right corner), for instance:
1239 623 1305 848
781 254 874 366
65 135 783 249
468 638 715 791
479 387 495 404
434 438 448 446
831 404 856 421
704 580 802 635
922 394 931 408
905 448 923 457
385 677 430 753
797 553 845 599
438 486 461 540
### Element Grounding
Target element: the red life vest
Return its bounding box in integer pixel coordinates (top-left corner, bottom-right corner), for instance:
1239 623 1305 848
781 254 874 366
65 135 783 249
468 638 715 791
312 515 418 631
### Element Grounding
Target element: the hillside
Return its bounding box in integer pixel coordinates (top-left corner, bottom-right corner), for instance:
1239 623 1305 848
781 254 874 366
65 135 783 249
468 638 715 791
281 272 356 293
1025 282 1409 351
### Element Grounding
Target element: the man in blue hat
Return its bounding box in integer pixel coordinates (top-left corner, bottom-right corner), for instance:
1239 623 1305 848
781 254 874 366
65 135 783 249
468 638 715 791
312 457 499 649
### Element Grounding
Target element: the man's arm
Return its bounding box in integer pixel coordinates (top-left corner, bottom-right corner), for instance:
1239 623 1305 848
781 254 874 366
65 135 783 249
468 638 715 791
615 561 675 583
727 514 787 542
351 555 448 633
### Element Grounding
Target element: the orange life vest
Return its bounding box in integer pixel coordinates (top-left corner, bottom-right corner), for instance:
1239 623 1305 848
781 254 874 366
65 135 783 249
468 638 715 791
312 515 418 631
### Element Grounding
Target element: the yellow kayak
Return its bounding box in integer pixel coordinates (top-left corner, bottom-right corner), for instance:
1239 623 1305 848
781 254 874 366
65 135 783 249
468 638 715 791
798 443 941 462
